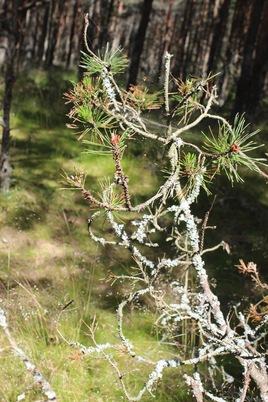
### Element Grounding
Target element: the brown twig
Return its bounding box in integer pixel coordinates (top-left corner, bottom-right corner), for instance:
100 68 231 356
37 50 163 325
111 135 132 210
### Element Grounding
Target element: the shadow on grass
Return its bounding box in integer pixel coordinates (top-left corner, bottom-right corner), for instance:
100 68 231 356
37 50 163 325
5 121 98 231
13 67 74 128
194 172 268 312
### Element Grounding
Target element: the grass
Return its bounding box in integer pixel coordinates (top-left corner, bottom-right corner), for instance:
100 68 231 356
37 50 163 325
1 70 268 401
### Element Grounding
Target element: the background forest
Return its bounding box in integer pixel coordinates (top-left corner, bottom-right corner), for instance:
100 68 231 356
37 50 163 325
0 1 268 401
1 0 268 113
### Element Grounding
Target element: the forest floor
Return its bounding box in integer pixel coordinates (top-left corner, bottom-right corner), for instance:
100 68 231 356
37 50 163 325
0 70 268 401
0 70 190 402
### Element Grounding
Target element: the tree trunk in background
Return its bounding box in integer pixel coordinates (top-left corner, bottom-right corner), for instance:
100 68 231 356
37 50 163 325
0 46 15 192
233 0 268 116
82 0 102 54
206 0 231 74
0 0 268 121
37 2 50 66
0 0 26 191
45 0 65 68
217 0 248 104
78 0 100 80
156 0 175 80
98 0 116 49
44 0 56 68
127 0 154 88
21 6 38 68
248 0 268 113
172 0 195 78
66 0 81 68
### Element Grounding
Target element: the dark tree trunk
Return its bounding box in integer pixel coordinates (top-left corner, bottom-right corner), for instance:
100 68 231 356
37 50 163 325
66 0 80 68
37 3 50 66
98 0 115 49
44 0 56 68
127 0 154 88
207 0 231 74
82 0 103 54
0 0 33 191
232 0 267 116
248 0 268 113
0 47 15 192
21 6 38 68
0 0 20 191
233 0 268 116
78 0 100 80
45 0 65 68
172 0 195 78
218 0 249 103
156 0 175 80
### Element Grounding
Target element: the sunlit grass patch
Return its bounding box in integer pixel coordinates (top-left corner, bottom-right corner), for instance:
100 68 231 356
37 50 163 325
1 274 190 400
